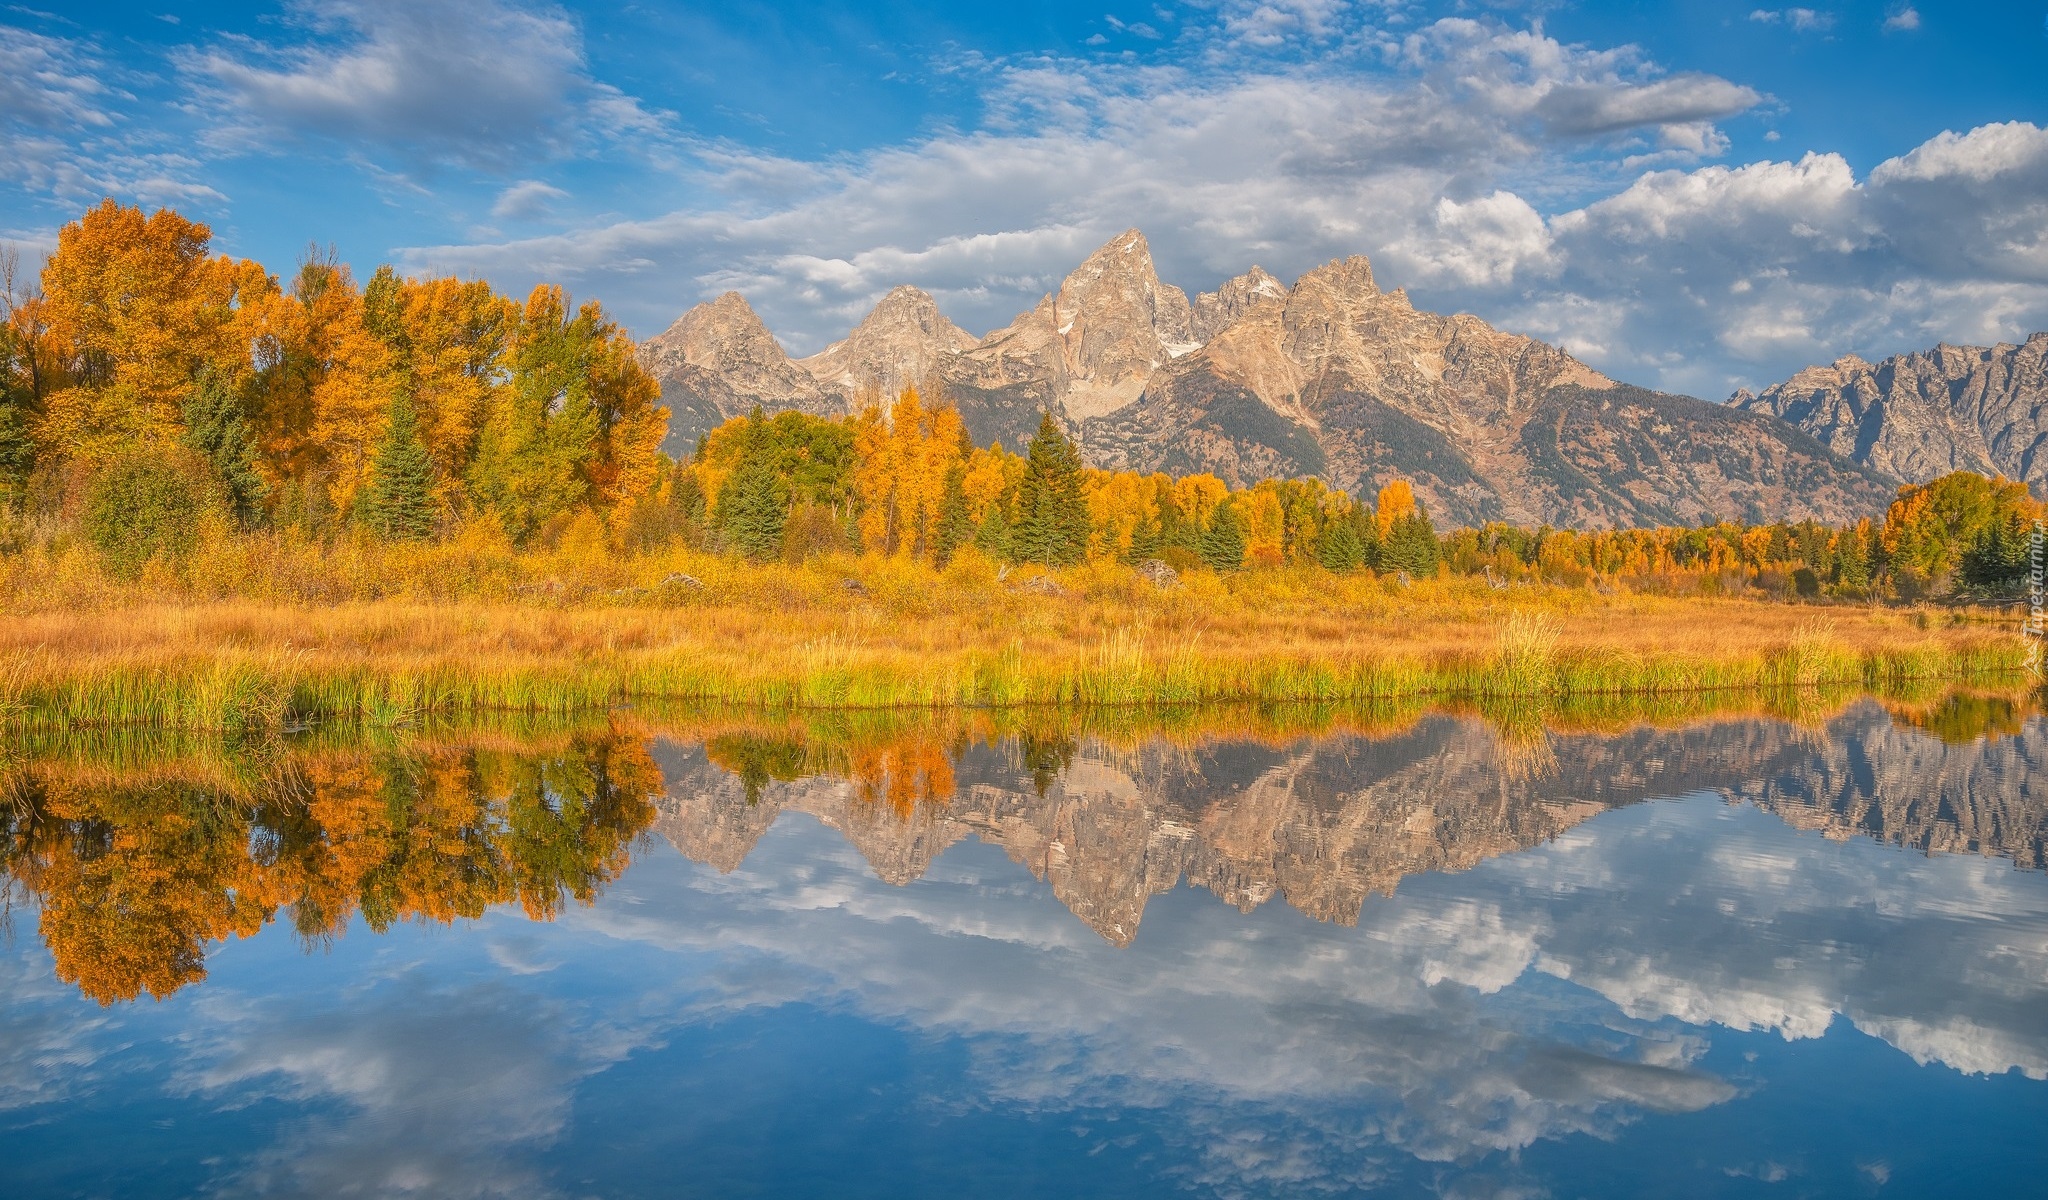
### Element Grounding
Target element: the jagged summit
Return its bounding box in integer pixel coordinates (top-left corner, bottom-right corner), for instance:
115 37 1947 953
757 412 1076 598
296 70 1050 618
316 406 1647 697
1193 266 1289 342
952 227 1199 422
638 229 1898 524
797 285 974 397
1733 334 2048 492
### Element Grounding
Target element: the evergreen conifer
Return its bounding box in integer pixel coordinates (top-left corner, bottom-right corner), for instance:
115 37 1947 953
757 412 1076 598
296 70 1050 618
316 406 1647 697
365 394 435 540
717 410 788 559
931 426 975 563
1199 502 1246 571
1125 511 1164 562
1381 502 1440 576
1011 413 1090 565
1317 514 1365 571
974 502 1012 559
181 368 268 525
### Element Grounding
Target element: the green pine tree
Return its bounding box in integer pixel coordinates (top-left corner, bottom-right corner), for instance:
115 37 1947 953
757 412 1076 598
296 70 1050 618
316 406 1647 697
1199 502 1246 571
1381 503 1440 577
716 409 788 560
365 394 436 540
1317 514 1365 571
1125 511 1163 562
180 368 268 525
1832 526 1871 590
1010 413 1090 566
931 426 975 564
974 501 1013 559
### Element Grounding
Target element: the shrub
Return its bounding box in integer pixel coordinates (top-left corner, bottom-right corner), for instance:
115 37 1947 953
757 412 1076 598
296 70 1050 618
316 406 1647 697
81 449 224 579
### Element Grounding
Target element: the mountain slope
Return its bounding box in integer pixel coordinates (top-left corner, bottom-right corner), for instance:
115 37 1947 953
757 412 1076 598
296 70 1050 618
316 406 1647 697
635 292 836 454
1075 252 1893 526
1731 333 2048 493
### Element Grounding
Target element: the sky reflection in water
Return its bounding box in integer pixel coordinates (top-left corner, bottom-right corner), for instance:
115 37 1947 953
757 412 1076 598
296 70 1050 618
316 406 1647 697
2 698 2046 1198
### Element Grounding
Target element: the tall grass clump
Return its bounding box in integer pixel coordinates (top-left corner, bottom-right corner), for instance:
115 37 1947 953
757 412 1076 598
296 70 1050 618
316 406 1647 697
1490 612 1561 697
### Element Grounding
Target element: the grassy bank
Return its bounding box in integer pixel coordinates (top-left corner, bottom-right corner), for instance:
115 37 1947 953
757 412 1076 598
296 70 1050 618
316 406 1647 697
0 554 2030 731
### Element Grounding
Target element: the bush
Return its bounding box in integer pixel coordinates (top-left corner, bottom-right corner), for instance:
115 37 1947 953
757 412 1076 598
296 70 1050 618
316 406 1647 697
81 449 224 579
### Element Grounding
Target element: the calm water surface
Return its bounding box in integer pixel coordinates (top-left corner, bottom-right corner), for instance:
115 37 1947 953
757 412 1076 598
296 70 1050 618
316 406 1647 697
3 697 2046 1198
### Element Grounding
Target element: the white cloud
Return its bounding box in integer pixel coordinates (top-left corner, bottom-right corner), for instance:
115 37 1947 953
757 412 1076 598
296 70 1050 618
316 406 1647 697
490 178 569 221
0 23 225 207
1882 7 1921 33
1749 8 1836 33
188 0 672 170
403 12 2048 400
406 18 1764 354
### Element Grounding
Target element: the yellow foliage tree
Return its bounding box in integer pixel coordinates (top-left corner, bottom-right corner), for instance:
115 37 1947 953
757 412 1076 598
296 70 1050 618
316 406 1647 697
851 387 966 557
1374 479 1416 540
37 200 267 462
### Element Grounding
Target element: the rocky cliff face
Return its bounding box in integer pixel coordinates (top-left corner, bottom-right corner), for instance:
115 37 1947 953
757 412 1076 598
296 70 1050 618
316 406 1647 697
647 704 2046 945
640 231 1897 524
1731 333 2048 495
795 284 976 399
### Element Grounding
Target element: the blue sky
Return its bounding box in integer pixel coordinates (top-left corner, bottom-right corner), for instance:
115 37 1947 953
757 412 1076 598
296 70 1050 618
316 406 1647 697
4 0 2045 396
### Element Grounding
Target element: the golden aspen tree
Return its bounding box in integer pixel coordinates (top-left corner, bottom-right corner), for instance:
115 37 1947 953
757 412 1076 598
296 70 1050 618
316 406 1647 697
1374 479 1417 540
243 258 394 513
1170 473 1228 530
37 200 266 461
1239 482 1286 565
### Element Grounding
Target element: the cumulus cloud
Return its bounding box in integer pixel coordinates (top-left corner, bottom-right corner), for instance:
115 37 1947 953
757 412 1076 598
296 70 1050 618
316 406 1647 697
406 17 1765 355
1882 7 1921 33
405 7 2048 401
1487 122 2048 395
188 0 670 170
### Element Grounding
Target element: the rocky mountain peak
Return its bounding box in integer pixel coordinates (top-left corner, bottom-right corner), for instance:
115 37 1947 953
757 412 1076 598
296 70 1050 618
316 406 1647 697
636 291 833 455
1193 266 1290 342
797 284 975 397
642 291 787 374
640 234 1901 526
956 228 1201 423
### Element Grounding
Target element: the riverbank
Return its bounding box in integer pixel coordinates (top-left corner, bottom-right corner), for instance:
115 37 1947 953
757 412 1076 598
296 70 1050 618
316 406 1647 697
0 562 2027 731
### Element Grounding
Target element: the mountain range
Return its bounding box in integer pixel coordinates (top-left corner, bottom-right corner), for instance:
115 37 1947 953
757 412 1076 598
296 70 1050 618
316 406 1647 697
1732 334 2048 495
637 230 2041 526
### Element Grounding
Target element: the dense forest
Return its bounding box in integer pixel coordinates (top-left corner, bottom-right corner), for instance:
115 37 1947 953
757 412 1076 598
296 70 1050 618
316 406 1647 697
1 200 2039 603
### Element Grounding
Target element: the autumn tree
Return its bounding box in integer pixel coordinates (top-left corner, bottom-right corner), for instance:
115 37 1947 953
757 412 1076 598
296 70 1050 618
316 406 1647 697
850 387 966 557
37 200 267 464
362 267 517 504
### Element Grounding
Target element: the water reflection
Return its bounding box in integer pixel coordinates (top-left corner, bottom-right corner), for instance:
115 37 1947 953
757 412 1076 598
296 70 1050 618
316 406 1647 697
0 729 659 1002
1 691 2045 1197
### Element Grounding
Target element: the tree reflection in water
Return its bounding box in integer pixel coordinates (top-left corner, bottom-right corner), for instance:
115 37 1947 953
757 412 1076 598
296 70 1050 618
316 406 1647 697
1 684 2041 1005
0 730 661 1003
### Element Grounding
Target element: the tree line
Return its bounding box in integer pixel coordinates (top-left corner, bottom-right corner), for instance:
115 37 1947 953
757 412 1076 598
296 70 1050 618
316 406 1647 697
662 388 1446 577
0 200 666 569
646 391 2039 600
3 200 2039 601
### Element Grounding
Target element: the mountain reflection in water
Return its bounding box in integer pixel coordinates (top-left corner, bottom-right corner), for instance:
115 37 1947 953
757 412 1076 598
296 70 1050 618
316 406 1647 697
1 692 2045 1198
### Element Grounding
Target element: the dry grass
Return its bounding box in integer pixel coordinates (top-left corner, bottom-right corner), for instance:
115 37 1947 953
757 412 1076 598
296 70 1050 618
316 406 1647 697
0 544 2027 730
